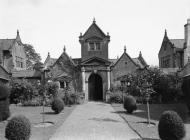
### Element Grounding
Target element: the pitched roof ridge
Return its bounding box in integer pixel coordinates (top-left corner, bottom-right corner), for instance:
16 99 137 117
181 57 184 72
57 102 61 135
113 52 138 67
83 21 106 38
54 51 76 67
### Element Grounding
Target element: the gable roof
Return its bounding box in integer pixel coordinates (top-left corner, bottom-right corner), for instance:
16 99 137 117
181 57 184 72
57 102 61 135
159 30 185 55
111 51 148 69
0 30 22 51
169 39 184 49
0 39 15 50
112 51 139 68
81 56 111 66
53 51 77 67
137 52 148 68
44 53 57 68
132 58 145 69
82 21 106 40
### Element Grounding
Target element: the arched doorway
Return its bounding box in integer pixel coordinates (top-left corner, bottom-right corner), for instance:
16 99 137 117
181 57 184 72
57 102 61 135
88 73 103 101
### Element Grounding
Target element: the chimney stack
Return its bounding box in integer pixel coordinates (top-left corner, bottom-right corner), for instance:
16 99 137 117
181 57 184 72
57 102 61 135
184 19 190 65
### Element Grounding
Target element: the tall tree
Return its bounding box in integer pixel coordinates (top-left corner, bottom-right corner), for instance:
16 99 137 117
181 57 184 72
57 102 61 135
23 44 41 69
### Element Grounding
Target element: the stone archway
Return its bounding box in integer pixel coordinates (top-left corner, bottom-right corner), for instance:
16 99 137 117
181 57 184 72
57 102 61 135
88 73 103 101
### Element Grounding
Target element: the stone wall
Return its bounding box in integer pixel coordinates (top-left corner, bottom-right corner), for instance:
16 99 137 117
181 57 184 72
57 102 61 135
111 53 138 85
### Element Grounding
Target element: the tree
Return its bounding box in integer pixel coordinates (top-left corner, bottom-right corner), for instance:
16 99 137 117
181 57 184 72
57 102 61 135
23 44 41 69
119 67 183 103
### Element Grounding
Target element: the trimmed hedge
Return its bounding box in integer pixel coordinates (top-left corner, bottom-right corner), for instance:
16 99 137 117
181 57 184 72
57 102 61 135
5 115 31 140
123 95 137 113
51 97 64 114
158 110 185 140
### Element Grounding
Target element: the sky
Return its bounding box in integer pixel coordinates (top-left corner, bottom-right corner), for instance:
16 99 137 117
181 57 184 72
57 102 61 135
0 0 190 66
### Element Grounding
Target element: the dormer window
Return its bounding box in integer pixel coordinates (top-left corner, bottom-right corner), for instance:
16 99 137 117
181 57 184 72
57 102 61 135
88 42 101 51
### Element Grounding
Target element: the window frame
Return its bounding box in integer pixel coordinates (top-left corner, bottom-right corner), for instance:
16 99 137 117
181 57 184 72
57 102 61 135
88 42 101 51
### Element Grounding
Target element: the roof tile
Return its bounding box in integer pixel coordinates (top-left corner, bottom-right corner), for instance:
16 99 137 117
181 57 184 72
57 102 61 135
170 39 184 49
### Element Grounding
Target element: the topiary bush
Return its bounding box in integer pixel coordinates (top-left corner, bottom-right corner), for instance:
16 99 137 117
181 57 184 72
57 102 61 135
0 84 10 121
123 95 137 113
158 110 185 140
51 97 64 114
5 115 31 140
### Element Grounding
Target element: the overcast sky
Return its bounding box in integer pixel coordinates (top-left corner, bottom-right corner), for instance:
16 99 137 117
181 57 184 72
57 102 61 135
0 0 190 66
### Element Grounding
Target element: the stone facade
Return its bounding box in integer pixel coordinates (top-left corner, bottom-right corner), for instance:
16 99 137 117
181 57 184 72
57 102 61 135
45 20 148 102
159 19 190 74
0 30 27 82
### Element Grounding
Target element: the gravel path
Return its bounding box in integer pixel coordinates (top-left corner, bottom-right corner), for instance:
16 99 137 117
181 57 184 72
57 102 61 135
50 102 140 140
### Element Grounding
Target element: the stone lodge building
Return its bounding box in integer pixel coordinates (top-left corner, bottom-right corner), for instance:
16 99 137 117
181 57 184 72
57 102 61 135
44 19 148 101
158 19 190 74
0 30 27 83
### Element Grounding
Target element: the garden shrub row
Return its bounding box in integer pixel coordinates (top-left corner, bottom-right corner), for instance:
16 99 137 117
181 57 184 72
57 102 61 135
9 79 84 107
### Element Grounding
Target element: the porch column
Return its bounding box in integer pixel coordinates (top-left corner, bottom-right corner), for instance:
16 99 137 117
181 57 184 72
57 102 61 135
81 66 86 95
107 67 111 91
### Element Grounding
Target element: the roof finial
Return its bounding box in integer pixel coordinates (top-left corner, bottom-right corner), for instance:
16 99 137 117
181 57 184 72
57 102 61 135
93 17 96 23
63 45 66 52
164 29 167 37
48 52 50 56
139 51 142 57
16 29 21 42
17 29 19 35
124 45 126 53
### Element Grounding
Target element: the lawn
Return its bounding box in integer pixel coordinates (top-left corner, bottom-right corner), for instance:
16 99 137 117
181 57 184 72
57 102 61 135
112 103 190 140
0 104 76 140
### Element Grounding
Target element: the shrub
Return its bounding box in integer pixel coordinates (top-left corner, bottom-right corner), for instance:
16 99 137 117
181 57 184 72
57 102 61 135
51 98 64 114
10 79 36 104
123 95 137 113
109 91 123 103
5 115 31 140
158 110 185 140
46 82 59 98
0 84 10 121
